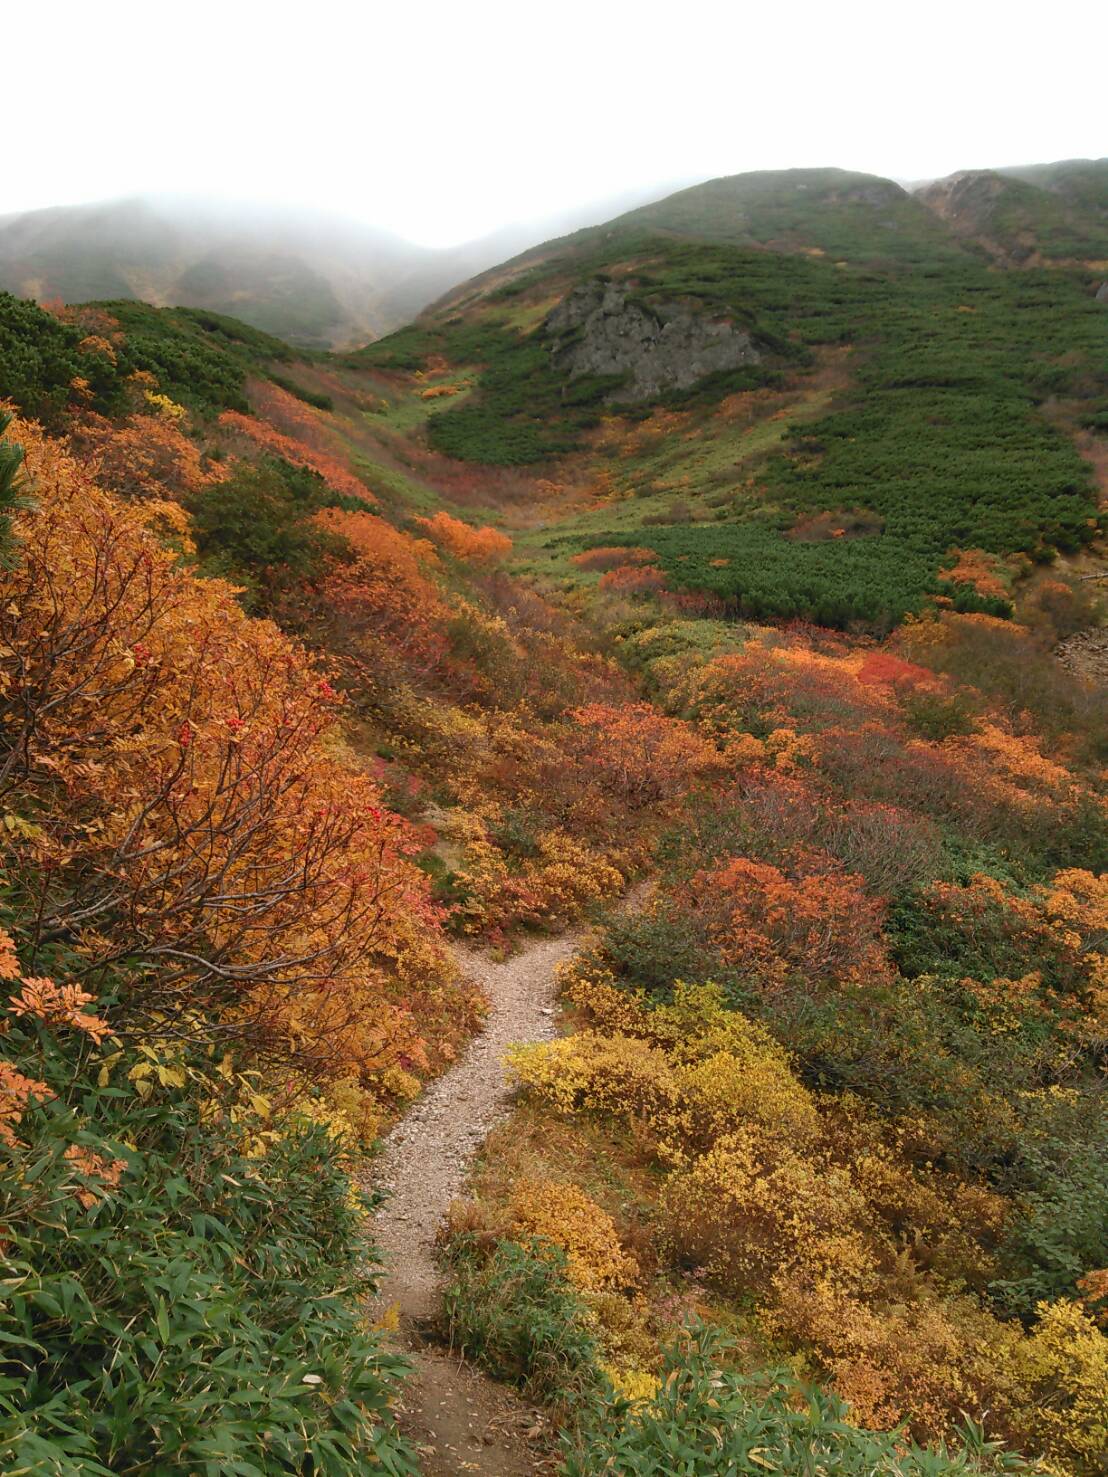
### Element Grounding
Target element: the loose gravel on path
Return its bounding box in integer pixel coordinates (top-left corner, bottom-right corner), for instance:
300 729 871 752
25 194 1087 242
366 932 585 1474
370 931 583 1320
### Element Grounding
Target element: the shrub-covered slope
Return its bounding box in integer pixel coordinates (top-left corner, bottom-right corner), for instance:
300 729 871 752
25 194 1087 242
356 169 1106 628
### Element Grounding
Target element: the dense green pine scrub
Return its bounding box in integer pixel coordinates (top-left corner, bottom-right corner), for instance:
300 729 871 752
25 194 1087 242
0 292 295 424
362 233 1105 628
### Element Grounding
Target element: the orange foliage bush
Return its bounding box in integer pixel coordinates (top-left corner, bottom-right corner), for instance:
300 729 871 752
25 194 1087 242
314 507 450 675
0 931 110 1148
565 703 723 808
941 547 1011 602
919 870 1107 1010
69 411 227 505
685 854 890 988
673 643 895 743
855 650 935 688
218 409 374 506
415 510 512 564
0 415 454 1114
598 564 668 595
570 546 658 572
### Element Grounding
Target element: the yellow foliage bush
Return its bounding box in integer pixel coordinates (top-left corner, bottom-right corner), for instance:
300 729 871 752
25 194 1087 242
455 831 624 935
515 957 1108 1465
519 974 820 1158
599 1363 660 1404
508 1179 638 1293
665 1125 877 1297
1009 1300 1108 1475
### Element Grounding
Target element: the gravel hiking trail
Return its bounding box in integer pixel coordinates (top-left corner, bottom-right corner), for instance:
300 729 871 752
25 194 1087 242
367 932 585 1475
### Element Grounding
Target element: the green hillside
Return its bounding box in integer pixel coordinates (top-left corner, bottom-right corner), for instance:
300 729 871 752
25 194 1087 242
614 166 970 263
356 169 1107 629
920 160 1108 263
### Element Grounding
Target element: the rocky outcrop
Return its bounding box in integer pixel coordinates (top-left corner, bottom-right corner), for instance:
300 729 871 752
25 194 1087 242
545 279 760 403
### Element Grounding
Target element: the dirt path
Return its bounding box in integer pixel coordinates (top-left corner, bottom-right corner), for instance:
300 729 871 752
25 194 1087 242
367 932 584 1474
371 932 581 1320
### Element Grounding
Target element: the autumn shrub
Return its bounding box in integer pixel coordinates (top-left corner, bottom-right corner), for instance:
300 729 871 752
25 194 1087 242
682 853 891 990
565 702 724 808
314 504 451 679
510 982 820 1167
598 564 669 596
508 1179 639 1293
415 509 512 563
70 408 228 505
673 643 893 742
901 611 1107 762
1020 577 1104 644
571 546 659 572
1005 1299 1108 1476
512 963 1108 1461
938 548 1014 613
668 769 945 897
218 408 374 505
891 870 1106 1004
0 414 455 1112
453 832 626 936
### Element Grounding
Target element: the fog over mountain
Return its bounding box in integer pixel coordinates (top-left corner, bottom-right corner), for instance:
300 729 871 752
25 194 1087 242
0 181 690 349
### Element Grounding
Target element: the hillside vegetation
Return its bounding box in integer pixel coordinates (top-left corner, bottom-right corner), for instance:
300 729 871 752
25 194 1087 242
357 164 1106 628
1 157 1106 1474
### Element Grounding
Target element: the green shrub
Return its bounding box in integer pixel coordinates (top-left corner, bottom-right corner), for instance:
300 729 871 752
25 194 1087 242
899 688 978 741
0 292 128 425
561 1325 1032 1476
442 1235 601 1405
591 908 711 998
991 1114 1108 1321
191 458 354 610
269 371 335 411
0 1019 417 1475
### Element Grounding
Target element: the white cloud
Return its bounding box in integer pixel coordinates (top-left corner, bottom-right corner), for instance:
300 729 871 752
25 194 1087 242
5 0 1104 245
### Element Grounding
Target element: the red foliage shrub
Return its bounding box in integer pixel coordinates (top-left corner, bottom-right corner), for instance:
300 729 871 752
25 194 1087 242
684 852 891 988
598 564 668 595
571 546 658 572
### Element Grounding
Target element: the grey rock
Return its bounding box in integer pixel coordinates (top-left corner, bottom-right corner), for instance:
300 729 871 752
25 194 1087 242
545 278 760 404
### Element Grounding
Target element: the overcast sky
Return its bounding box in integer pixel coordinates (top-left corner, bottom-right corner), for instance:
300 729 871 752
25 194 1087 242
6 0 1104 247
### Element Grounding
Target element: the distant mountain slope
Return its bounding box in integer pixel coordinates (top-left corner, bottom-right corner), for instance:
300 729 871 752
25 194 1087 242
425 166 974 322
916 159 1108 264
0 185 690 351
0 196 442 350
611 166 969 263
